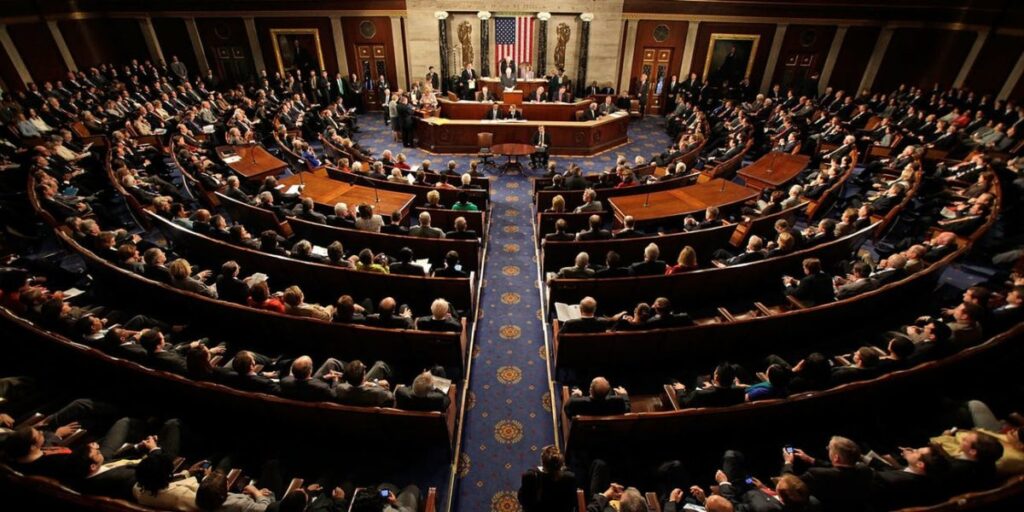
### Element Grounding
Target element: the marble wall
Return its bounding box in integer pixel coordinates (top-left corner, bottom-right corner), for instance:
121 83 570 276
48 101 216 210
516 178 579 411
405 0 623 88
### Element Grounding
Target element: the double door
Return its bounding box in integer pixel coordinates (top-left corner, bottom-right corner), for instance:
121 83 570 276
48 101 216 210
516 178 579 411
355 44 388 110
638 47 673 115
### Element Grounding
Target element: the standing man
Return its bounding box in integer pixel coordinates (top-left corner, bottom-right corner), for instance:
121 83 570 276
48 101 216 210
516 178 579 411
500 66 517 91
548 68 564 99
426 66 440 91
317 70 332 105
635 73 650 117
499 56 516 77
531 125 551 169
169 56 188 84
347 73 364 113
460 63 478 100
397 96 415 148
332 72 346 102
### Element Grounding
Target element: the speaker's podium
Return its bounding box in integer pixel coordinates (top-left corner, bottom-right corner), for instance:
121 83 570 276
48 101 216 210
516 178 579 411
502 90 523 108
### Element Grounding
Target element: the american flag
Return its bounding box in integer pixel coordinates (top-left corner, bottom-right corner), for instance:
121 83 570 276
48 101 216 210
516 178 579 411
495 16 534 71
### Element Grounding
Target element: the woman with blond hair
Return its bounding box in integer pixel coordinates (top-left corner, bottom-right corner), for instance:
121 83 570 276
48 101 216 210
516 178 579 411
546 195 566 213
665 246 698 275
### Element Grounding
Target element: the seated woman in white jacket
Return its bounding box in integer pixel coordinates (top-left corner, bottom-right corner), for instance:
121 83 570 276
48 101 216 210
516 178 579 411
133 452 206 512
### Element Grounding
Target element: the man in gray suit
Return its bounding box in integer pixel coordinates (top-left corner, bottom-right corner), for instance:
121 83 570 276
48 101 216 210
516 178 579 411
573 188 604 213
556 252 596 279
408 212 446 238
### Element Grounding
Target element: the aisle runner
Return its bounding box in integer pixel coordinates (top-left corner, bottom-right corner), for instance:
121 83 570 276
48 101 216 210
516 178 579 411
452 171 555 512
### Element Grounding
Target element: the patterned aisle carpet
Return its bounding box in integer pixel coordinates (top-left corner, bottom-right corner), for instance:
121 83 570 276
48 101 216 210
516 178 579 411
352 114 671 512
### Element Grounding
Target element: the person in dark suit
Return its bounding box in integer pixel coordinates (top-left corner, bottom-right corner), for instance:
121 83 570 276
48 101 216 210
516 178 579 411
415 299 462 332
396 371 450 412
333 359 394 407
634 73 650 117
583 102 600 121
507 104 524 120
595 251 630 278
291 197 327 224
556 252 596 279
366 297 415 329
530 86 548 103
459 63 478 100
279 356 343 402
716 473 821 512
425 66 440 91
499 66 517 91
531 126 551 168
142 248 172 284
597 95 619 116
380 211 408 235
829 346 881 386
476 86 496 102
718 236 767 266
544 219 576 242
943 430 1003 495
138 329 191 375
559 297 622 334
783 258 836 306
67 418 183 501
575 215 611 241
230 350 281 394
483 104 505 121
396 96 415 147
499 57 516 77
674 363 745 408
446 217 479 240
612 216 643 238
563 376 630 417
646 297 694 329
628 243 668 276
214 261 250 305
870 444 949 510
782 436 874 512
389 247 426 277
518 445 577 512
834 262 878 300
434 251 470 278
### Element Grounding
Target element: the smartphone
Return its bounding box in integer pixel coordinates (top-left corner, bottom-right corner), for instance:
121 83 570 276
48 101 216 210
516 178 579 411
200 461 213 470
744 477 754 485
380 489 391 498
785 446 794 454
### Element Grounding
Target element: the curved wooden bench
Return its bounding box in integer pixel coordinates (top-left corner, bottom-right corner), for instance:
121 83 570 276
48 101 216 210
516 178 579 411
547 222 876 314
324 166 489 209
52 229 469 378
1 306 459 451
148 211 477 314
534 173 699 212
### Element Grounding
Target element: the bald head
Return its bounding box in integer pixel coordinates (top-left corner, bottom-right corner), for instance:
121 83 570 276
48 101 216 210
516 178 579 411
589 377 611 399
291 356 313 379
706 495 734 512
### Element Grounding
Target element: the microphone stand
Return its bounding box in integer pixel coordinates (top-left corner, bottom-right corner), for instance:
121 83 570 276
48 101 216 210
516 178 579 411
359 169 380 204
642 191 651 208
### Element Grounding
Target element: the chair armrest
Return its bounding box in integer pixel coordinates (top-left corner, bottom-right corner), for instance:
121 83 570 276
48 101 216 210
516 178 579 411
662 385 681 410
226 468 242 490
577 489 587 512
284 478 304 496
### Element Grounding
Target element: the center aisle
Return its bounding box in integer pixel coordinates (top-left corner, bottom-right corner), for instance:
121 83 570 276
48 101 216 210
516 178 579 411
453 170 555 512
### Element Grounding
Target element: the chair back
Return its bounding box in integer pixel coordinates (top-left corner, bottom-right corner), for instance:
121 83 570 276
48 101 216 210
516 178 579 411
478 132 494 149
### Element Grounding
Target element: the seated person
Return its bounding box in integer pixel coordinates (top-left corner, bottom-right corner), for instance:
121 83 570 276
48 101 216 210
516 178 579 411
446 216 479 240
334 359 394 407
518 445 577 512
434 251 469 278
279 355 344 402
628 243 668 276
672 363 745 408
563 377 630 417
556 252 596 279
559 296 623 334
415 298 461 332
396 371 451 412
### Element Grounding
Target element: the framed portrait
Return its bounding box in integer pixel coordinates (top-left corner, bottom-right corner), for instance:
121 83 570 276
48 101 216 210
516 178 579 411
270 28 325 75
702 33 760 85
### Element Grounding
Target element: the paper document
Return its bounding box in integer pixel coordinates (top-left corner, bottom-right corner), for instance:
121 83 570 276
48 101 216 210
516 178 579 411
62 288 86 300
312 245 329 258
285 185 303 195
414 258 433 274
222 155 242 164
554 302 582 323
432 375 453 394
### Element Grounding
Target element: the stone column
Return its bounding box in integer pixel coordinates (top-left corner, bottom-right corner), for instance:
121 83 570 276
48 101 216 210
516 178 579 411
243 17 266 74
47 21 77 72
858 27 893 94
999 50 1024 101
138 17 165 64
618 19 638 94
759 23 788 93
478 11 491 77
436 11 450 93
390 16 408 88
817 26 848 94
330 17 349 77
184 18 210 75
0 25 32 86
576 13 593 97
954 29 990 89
537 12 550 76
680 21 700 79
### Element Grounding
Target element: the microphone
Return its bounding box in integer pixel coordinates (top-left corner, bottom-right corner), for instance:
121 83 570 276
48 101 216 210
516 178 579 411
720 178 727 192
642 191 651 208
249 140 258 166
358 168 381 204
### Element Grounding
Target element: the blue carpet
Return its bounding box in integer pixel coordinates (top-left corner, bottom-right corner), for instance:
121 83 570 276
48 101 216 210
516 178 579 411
352 115 671 511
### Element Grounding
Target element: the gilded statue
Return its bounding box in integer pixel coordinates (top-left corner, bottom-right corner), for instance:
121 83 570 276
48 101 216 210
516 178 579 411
554 22 571 70
458 21 474 68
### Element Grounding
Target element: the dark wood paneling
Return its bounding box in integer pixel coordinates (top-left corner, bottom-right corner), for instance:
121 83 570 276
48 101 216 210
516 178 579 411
875 28 975 92
964 34 1024 96
771 24 836 91
1013 73 1024 102
195 18 254 84
340 17 397 87
57 19 148 70
827 26 880 94
151 17 198 70
689 22 777 88
255 17 338 76
8 22 67 84
622 0 1020 26
629 20 688 83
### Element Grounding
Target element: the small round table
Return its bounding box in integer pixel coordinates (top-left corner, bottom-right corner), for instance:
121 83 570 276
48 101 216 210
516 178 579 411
490 143 535 175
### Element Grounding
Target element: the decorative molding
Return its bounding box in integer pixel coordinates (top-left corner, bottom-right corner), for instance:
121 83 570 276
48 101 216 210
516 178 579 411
457 20 474 68
479 14 490 77
477 11 491 21
435 11 450 20
579 13 594 23
537 17 548 75
576 17 591 97
537 12 552 22
390 16 408 89
618 19 638 93
953 29 989 89
46 20 77 72
554 22 571 71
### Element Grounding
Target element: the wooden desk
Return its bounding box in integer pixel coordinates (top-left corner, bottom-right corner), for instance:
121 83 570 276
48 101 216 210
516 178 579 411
491 143 534 175
438 99 592 122
480 78 548 100
737 152 810 191
609 179 758 226
416 112 629 156
216 144 290 182
279 169 416 219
